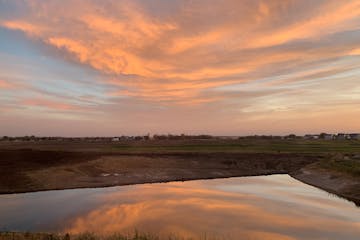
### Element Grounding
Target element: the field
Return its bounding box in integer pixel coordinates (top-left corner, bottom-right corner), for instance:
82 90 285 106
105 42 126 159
113 140 360 154
1 138 360 153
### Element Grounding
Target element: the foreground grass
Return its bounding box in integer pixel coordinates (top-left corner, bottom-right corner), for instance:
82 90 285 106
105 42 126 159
0 232 222 240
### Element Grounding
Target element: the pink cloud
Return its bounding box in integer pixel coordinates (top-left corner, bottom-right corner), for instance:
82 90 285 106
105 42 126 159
0 80 16 89
21 98 80 111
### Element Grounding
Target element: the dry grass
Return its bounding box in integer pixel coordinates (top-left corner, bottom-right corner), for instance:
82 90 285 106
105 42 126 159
318 155 360 177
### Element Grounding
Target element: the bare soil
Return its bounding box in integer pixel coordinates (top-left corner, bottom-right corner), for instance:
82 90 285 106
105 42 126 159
0 141 359 206
291 163 360 206
0 149 319 193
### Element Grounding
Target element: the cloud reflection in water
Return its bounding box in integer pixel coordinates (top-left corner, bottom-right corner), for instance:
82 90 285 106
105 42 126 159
61 175 360 239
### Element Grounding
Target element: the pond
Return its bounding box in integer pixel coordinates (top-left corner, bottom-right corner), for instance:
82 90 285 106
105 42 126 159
0 174 359 239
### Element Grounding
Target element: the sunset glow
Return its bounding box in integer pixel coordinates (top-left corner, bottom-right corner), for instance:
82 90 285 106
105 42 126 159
1 0 359 136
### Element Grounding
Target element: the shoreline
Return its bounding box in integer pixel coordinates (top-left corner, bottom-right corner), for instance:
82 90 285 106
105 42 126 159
0 172 287 195
290 165 360 206
1 169 359 207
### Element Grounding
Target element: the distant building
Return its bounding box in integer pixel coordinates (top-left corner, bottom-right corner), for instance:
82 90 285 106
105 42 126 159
304 134 319 140
112 137 120 142
336 133 347 140
285 134 297 139
349 133 360 140
320 134 333 140
304 134 313 140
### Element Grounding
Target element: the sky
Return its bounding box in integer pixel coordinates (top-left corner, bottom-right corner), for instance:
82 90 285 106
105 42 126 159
0 0 359 136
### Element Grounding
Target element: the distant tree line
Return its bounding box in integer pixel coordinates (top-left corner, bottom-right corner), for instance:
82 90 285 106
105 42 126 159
0 134 215 142
1 133 359 142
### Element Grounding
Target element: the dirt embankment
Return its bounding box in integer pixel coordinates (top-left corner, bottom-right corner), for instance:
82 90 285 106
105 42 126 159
0 149 319 194
291 164 360 206
1 148 359 206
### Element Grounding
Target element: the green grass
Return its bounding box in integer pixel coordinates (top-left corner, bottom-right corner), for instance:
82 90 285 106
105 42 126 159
110 139 360 154
318 157 360 177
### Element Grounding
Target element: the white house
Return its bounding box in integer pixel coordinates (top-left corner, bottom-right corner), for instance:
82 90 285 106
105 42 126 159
349 133 360 140
323 134 334 140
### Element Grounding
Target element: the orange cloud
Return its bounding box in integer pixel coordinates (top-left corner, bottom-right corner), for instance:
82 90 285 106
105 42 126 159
0 80 16 89
238 1 360 49
349 48 360 56
22 98 80 111
1 21 42 35
48 37 89 62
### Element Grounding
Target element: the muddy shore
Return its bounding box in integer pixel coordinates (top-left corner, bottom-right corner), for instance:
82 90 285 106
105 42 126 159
291 164 360 206
0 140 359 205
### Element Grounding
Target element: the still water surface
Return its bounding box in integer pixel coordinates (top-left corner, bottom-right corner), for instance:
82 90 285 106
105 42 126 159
0 175 359 239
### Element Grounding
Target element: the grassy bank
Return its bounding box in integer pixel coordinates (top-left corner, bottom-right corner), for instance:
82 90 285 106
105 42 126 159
318 155 360 177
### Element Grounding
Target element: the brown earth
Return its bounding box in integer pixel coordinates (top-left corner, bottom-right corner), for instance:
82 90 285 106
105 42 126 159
290 164 360 206
0 144 359 206
0 149 319 193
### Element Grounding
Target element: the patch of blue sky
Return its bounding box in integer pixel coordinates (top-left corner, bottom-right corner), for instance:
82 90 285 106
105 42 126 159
0 28 109 104
0 28 41 57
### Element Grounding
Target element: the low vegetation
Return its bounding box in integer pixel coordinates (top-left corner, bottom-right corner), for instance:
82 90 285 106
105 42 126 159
1 138 360 154
0 232 220 240
318 154 360 177
110 139 360 154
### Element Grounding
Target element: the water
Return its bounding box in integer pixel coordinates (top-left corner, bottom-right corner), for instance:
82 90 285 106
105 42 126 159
0 175 359 239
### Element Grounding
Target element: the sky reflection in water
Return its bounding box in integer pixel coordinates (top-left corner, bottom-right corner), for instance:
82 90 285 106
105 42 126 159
0 175 359 239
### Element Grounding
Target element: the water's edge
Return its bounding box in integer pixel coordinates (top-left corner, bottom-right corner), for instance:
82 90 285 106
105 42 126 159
1 171 358 208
